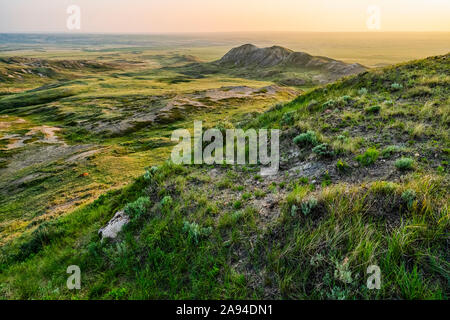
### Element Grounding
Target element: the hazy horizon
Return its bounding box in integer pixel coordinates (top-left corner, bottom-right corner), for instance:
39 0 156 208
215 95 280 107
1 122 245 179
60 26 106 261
1 32 449 67
2 31 450 35
1 0 449 33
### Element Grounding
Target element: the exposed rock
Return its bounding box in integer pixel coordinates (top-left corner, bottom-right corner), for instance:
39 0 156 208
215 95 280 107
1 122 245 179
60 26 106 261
216 44 367 81
218 44 293 68
98 210 129 240
260 167 279 177
288 161 325 178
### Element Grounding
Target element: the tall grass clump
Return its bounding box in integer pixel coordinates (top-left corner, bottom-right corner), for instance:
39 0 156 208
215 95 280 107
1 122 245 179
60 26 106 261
356 148 379 166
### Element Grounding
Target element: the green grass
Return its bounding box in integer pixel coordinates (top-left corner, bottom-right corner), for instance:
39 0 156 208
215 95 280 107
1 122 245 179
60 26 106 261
0 50 449 300
395 158 415 171
356 148 380 166
0 48 296 245
1 161 447 299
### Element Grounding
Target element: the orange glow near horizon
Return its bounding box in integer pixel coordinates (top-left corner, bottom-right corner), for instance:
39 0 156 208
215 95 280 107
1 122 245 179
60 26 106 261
0 0 449 33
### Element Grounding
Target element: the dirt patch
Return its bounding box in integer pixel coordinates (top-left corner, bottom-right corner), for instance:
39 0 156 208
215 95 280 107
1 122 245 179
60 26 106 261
0 125 66 150
66 148 102 163
26 125 66 145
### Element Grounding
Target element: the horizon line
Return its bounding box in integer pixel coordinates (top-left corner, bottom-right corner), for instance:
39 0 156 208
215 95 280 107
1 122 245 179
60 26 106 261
1 30 450 35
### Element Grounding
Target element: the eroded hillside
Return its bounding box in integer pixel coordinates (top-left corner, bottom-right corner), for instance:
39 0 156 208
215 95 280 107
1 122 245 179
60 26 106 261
175 44 367 87
0 53 448 300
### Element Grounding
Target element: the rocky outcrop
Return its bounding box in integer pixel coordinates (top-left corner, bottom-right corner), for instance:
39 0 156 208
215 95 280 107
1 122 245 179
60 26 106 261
218 44 293 68
216 44 366 76
98 210 129 240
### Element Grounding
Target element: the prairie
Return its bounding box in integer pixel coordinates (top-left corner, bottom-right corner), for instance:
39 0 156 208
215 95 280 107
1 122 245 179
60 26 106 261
0 33 448 300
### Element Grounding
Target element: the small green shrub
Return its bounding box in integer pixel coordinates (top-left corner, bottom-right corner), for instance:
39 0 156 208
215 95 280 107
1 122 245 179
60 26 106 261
382 145 403 158
293 130 318 147
217 178 232 189
281 111 295 126
160 195 173 207
301 197 318 215
182 221 212 244
365 105 381 114
306 99 318 111
298 177 309 184
356 148 379 166
312 143 334 158
336 159 350 172
321 171 332 187
333 258 353 284
16 222 61 262
124 196 151 219
290 204 298 217
322 100 336 109
337 135 348 142
391 83 403 91
143 166 158 181
233 200 243 209
340 95 352 103
358 87 368 95
231 211 244 223
395 157 414 171
401 189 416 208
106 288 128 300
242 192 251 200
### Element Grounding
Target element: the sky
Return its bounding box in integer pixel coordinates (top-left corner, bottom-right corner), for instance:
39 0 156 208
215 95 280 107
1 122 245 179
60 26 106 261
1 0 449 33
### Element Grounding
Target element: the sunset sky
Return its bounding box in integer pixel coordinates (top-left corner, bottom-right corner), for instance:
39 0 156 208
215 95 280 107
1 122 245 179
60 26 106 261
1 0 449 33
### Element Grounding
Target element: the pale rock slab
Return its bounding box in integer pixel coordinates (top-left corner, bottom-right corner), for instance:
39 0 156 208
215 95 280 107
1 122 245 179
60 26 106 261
98 210 129 240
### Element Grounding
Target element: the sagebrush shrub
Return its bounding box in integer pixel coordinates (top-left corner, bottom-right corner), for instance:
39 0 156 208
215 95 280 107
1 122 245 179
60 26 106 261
160 195 173 207
182 221 212 244
143 166 158 181
124 196 151 219
395 157 414 171
312 143 334 158
358 87 368 95
301 197 318 215
391 83 403 91
293 130 318 146
401 189 416 208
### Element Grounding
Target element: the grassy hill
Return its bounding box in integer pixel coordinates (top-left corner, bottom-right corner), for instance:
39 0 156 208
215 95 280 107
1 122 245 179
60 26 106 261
172 44 367 88
0 53 448 299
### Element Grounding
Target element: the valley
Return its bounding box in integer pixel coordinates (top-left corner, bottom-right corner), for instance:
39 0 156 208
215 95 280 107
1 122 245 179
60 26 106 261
0 33 448 300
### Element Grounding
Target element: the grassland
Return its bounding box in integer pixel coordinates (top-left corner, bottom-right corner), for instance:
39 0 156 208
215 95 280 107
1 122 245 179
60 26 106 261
0 46 299 246
0 49 448 299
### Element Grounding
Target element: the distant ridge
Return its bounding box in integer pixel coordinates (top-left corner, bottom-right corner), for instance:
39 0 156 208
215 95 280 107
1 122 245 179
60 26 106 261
216 44 366 77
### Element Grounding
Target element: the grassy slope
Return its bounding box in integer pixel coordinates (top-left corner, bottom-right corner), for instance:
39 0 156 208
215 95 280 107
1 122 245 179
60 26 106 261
0 54 449 299
0 51 295 245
